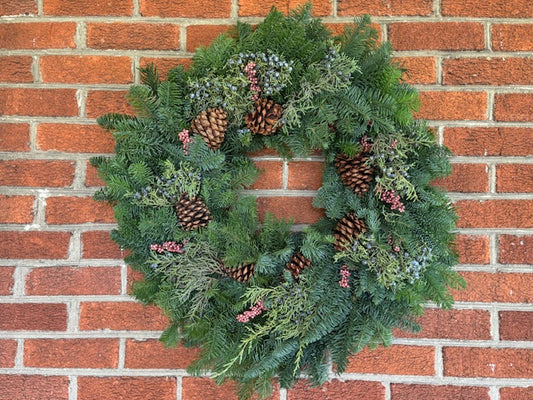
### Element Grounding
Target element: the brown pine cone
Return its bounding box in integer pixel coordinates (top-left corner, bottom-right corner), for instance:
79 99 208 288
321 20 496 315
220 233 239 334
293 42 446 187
221 263 255 283
190 107 228 150
333 213 367 252
286 252 311 280
176 194 212 231
244 98 283 135
335 152 374 196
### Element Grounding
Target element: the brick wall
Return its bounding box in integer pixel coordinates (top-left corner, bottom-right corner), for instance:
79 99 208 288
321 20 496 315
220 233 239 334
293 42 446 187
0 1 532 399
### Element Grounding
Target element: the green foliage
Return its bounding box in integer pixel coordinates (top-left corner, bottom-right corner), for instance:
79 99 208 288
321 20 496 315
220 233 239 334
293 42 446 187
92 5 461 400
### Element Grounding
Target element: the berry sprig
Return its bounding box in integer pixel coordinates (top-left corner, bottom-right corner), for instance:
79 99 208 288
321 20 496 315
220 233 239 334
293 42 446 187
244 61 261 101
178 129 192 154
338 265 351 288
237 300 266 323
378 187 406 213
150 240 188 254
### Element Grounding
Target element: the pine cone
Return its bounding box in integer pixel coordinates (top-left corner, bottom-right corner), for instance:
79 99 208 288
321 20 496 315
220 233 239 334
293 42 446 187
221 263 255 283
333 213 367 252
190 107 228 150
176 194 212 231
335 152 374 196
286 253 311 280
244 98 283 135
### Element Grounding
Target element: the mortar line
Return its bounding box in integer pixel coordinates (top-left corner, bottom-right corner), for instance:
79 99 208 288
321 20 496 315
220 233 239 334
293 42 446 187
281 161 289 190
72 159 87 190
489 233 499 266
435 344 443 378
331 0 338 17
485 22 492 52
15 339 24 368
279 387 287 400
31 56 41 83
69 376 78 400
488 163 497 194
176 375 183 400
230 0 239 20
490 307 500 342
487 90 495 121
75 22 87 49
37 0 43 15
121 264 129 296
179 26 188 52
12 267 28 297
118 338 126 369
76 88 88 118
28 120 38 152
489 386 500 400
133 0 140 17
67 300 80 333
435 55 443 85
68 230 82 262
384 381 391 400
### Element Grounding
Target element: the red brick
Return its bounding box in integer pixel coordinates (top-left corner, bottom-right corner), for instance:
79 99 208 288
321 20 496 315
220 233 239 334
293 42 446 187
0 88 78 117
499 235 533 264
24 339 118 368
140 58 193 79
394 309 491 340
127 266 145 293
338 0 431 16
81 231 122 259
442 0 533 17
0 123 30 152
500 387 533 400
443 347 533 378
26 266 121 295
287 161 324 190
0 303 67 331
43 0 132 16
492 24 533 52
391 384 489 400
0 22 75 49
0 340 16 367
495 93 533 122
0 56 33 83
0 0 37 16
497 164 533 193
288 379 385 400
499 312 533 341
0 375 68 400
78 377 176 400
455 200 533 229
455 234 490 264
37 123 115 153
443 127 533 157
416 91 486 121
0 267 14 295
85 163 106 187
187 25 231 52
346 345 434 375
389 22 484 51
256 196 324 224
79 301 168 331
395 57 436 85
0 160 75 187
444 58 533 86
88 23 179 50
182 377 279 400
432 163 488 193
250 161 283 190
86 90 132 119
452 272 533 303
46 196 114 224
0 195 34 224
125 339 200 369
0 231 71 259
40 56 132 84
141 0 231 17
325 22 383 40
239 0 331 16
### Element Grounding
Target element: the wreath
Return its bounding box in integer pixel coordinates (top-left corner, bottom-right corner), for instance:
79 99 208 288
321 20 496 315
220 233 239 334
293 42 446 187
93 5 464 399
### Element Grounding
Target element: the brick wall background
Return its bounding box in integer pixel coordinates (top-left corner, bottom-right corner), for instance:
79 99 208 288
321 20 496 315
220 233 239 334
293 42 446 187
0 1 532 399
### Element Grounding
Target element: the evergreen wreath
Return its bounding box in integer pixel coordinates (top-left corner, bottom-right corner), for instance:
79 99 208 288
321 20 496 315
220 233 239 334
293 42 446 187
92 5 464 399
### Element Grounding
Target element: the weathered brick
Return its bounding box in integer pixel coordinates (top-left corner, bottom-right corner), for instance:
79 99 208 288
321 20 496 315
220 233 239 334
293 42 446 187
492 24 533 52
85 162 106 187
499 235 533 264
37 124 115 154
391 384 489 400
338 0 431 16
78 377 176 400
40 56 132 84
432 163 488 193
0 160 75 187
389 22 484 51
394 309 491 340
187 25 231 52
0 375 68 400
288 379 385 400
249 161 283 190
443 347 533 378
442 0 533 17
0 303 67 331
0 88 78 117
495 93 533 122
500 387 533 400
497 164 533 192
0 0 37 16
125 339 200 369
256 196 324 224
499 312 533 341
239 0 331 16
455 200 533 229
395 57 436 85
0 340 17 367
141 0 231 18
443 58 533 86
0 195 34 224
81 231 122 259
287 161 324 190
24 339 119 368
0 231 71 260
86 90 132 119
87 23 179 50
0 56 33 83
182 377 279 400
415 91 487 121
26 266 121 295
444 127 533 157
0 22 75 49
140 58 193 79
452 272 533 303
346 345 434 375
0 267 14 295
43 0 132 16
455 234 490 264
46 196 115 224
0 123 30 152
79 302 168 331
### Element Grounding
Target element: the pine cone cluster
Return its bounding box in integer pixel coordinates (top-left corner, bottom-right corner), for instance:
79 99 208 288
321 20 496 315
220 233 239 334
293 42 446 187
222 263 255 283
335 152 374 196
286 253 311 280
176 194 212 231
333 213 367 252
190 107 228 150
245 98 283 135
